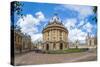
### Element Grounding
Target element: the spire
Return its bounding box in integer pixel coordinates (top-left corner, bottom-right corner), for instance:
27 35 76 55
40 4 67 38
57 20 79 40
86 32 90 40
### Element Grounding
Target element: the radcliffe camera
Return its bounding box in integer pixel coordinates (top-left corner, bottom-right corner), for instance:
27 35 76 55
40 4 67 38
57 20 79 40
11 1 97 66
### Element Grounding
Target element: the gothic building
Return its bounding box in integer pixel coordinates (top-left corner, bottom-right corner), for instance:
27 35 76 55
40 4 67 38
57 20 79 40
42 15 68 51
14 28 32 53
86 33 97 47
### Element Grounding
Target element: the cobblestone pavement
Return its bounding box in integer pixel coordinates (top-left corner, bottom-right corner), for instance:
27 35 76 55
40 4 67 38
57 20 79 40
15 50 97 65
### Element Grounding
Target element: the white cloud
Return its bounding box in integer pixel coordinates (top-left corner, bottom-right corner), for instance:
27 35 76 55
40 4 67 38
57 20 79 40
64 18 87 43
64 17 95 43
68 28 87 42
55 5 95 43
83 22 93 33
17 11 45 42
35 11 45 21
64 18 77 30
31 33 42 42
63 5 94 19
17 14 39 34
77 20 85 27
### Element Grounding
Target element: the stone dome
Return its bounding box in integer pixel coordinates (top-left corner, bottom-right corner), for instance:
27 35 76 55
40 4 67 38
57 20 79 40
42 15 68 33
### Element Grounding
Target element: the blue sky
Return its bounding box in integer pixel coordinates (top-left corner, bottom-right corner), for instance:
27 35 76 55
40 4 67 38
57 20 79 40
13 2 97 43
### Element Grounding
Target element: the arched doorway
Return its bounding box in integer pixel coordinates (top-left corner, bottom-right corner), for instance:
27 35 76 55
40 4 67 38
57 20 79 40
60 43 63 50
46 44 49 50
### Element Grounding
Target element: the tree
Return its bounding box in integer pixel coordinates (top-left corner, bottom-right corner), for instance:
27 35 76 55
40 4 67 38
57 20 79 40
11 1 24 30
92 6 97 22
11 1 23 17
74 40 79 49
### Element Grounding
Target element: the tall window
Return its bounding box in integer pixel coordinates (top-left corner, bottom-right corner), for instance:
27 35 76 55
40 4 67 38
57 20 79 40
48 32 49 36
60 31 62 40
53 43 56 49
48 32 49 40
48 38 49 40
60 31 62 36
60 37 62 40
53 37 55 40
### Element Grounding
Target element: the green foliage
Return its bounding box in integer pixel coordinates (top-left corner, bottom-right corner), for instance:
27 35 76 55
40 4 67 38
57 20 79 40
11 1 24 29
45 48 89 54
11 1 23 17
92 6 97 22
93 6 97 13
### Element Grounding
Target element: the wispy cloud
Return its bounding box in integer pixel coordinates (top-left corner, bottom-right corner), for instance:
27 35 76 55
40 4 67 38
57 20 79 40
64 18 95 43
63 5 94 20
64 18 77 30
55 4 95 43
35 11 46 22
83 22 93 33
68 28 87 42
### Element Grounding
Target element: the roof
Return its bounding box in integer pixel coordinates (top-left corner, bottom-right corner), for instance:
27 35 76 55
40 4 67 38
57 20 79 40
42 15 68 33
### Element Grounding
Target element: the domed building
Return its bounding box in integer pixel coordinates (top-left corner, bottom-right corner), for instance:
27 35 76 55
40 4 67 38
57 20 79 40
42 14 68 51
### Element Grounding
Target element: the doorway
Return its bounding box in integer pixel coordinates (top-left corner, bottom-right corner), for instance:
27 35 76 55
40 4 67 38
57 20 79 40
60 43 63 50
46 44 49 50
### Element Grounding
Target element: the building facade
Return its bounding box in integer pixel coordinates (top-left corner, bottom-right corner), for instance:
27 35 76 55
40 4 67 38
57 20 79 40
86 33 97 48
14 28 32 53
42 15 68 51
